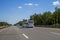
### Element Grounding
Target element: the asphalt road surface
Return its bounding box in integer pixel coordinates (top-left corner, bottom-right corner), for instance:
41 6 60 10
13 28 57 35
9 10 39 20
0 26 60 40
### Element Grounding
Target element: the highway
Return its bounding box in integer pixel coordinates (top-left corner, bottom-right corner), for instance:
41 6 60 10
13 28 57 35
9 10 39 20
0 26 60 40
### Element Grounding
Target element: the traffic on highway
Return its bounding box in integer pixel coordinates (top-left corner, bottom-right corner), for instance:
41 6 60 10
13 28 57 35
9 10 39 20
0 0 60 40
0 26 60 40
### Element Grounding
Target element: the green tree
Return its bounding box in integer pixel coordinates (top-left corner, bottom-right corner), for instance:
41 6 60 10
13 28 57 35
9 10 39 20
53 7 60 24
0 22 9 26
30 13 43 25
42 11 52 25
15 19 27 26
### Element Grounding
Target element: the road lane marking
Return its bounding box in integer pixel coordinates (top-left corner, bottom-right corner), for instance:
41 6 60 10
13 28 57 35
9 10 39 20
50 32 60 35
22 33 29 39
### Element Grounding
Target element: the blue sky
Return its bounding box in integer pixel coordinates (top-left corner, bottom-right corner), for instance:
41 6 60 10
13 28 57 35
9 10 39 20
0 0 60 24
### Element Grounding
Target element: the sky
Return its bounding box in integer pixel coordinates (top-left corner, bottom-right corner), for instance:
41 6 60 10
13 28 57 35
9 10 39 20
0 0 60 24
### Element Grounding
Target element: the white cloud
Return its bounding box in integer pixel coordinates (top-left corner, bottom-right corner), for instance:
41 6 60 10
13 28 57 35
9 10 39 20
24 3 39 6
34 4 39 6
24 3 33 6
18 6 22 8
52 1 60 6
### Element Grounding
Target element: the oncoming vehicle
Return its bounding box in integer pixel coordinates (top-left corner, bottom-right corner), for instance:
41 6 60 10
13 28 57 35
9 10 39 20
22 20 34 28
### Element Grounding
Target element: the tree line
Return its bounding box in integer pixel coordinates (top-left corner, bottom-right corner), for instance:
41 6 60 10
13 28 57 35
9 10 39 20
15 7 60 28
30 7 60 27
0 22 11 26
14 19 27 26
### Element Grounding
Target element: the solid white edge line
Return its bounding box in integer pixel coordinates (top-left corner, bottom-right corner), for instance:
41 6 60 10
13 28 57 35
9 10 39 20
22 33 29 39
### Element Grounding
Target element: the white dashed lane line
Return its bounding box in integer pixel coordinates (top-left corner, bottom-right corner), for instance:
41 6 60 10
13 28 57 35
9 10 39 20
22 33 29 39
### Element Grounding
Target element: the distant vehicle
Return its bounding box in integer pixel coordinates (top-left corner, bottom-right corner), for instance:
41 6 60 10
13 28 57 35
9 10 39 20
22 22 28 28
22 20 34 28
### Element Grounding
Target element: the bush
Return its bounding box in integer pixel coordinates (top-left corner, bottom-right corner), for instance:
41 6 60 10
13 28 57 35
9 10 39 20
53 23 60 28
